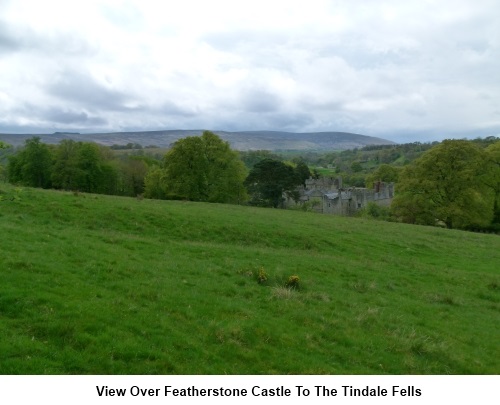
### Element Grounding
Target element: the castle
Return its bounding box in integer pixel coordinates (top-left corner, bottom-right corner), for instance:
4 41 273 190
284 177 395 215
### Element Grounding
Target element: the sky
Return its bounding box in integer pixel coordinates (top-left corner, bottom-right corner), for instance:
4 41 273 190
0 0 499 143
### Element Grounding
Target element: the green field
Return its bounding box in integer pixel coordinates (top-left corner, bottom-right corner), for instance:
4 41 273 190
0 184 499 374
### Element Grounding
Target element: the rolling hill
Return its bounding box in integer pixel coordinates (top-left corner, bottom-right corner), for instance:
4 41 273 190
0 130 395 150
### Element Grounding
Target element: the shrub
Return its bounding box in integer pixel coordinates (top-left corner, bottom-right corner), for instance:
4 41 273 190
285 275 300 289
358 201 393 221
257 267 268 284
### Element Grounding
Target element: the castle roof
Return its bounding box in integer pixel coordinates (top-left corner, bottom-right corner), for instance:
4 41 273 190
324 191 351 200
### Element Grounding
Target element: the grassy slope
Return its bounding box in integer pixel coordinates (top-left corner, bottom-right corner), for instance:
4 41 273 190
0 184 499 374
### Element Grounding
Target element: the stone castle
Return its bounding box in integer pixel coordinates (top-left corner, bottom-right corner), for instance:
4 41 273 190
284 177 395 215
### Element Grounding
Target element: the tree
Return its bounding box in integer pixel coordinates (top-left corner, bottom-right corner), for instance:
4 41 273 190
74 142 105 193
350 161 363 173
8 137 53 188
116 157 148 196
144 166 167 199
0 141 9 182
239 150 282 169
51 139 82 190
96 161 119 195
49 140 119 194
294 161 312 186
244 159 300 208
199 131 247 203
365 164 401 188
146 131 247 203
483 140 500 225
392 140 492 229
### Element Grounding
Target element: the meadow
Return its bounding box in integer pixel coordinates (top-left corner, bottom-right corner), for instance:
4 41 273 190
0 184 498 374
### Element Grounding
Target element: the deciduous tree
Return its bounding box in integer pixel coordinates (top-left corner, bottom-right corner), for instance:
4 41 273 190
8 137 53 188
147 131 247 203
244 159 299 208
51 139 82 190
294 161 312 186
365 164 401 188
116 157 149 196
483 141 500 224
392 140 492 229
144 166 167 199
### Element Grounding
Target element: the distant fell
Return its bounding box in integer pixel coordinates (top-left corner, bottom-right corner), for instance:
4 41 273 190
0 129 395 150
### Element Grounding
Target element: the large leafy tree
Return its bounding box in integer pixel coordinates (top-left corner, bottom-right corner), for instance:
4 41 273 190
8 137 53 188
116 157 149 196
392 140 493 229
0 141 9 182
146 131 247 203
483 140 500 224
77 143 119 194
51 139 82 190
51 140 118 194
365 164 401 188
294 160 312 186
144 166 167 199
76 142 103 192
239 150 282 169
244 158 300 208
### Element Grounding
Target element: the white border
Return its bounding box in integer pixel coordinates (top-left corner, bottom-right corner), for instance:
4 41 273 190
1 375 499 404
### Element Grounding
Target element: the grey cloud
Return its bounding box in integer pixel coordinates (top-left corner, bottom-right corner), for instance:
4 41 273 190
3 102 109 131
405 108 427 118
0 19 95 56
47 70 131 111
159 101 199 118
263 113 315 131
299 98 344 113
203 30 298 72
45 108 108 126
316 39 417 71
51 34 96 56
240 89 282 113
219 111 314 133
0 21 27 53
2 1 499 142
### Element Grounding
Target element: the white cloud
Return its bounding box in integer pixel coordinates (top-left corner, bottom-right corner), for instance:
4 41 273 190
0 0 499 142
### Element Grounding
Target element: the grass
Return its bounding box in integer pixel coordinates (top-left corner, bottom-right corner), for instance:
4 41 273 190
0 183 499 374
311 166 338 176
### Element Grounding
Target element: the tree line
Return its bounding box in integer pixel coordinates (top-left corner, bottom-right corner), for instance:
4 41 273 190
2 132 499 232
6 137 151 197
2 131 311 208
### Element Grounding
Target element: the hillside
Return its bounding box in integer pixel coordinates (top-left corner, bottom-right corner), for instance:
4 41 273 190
0 130 394 151
0 184 498 374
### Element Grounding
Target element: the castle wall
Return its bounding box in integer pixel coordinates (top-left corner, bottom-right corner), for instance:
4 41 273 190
285 177 394 216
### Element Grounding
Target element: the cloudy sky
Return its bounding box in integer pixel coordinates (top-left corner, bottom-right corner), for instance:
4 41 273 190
1 0 499 142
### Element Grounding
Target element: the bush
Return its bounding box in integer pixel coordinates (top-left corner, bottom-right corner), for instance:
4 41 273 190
358 202 393 221
289 200 321 212
285 275 300 289
256 267 268 284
